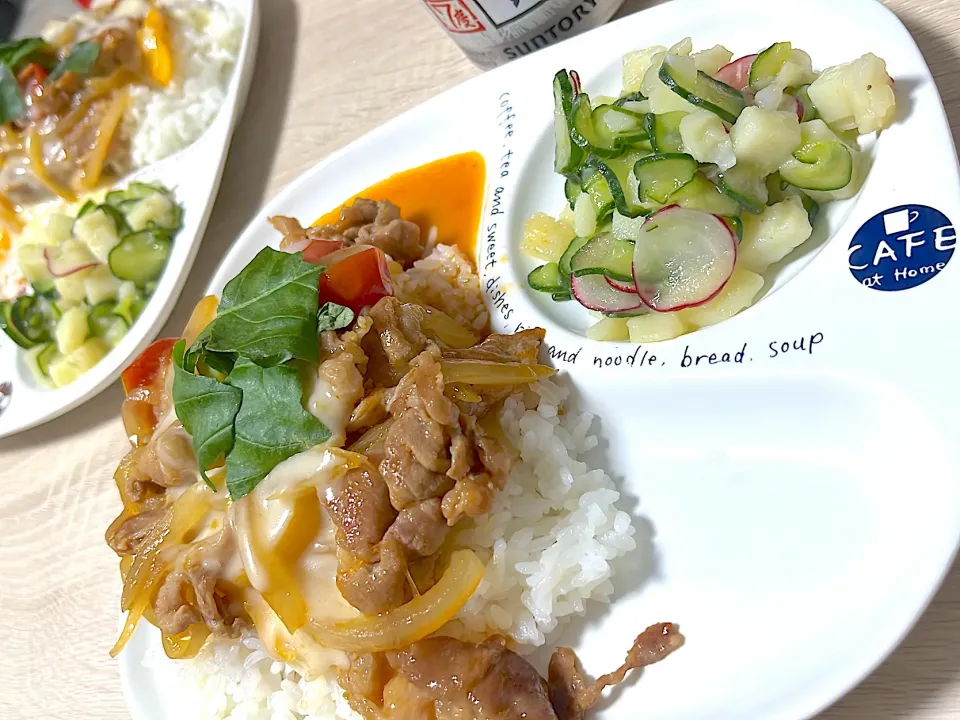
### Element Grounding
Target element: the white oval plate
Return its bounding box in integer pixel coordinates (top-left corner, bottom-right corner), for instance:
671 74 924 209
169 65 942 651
0 0 260 439
119 0 960 718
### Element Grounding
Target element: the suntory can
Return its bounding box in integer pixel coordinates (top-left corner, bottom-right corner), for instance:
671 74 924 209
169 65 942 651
420 0 625 70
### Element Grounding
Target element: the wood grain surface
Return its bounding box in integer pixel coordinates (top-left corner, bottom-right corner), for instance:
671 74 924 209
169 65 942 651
1 1 959 718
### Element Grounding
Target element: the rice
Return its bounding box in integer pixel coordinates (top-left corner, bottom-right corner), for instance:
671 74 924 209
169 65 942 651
393 244 491 332
125 0 244 168
142 247 639 718
153 382 636 719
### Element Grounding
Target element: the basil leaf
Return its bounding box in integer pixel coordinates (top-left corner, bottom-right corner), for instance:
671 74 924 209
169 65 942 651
0 38 56 72
48 41 100 82
317 302 355 333
171 340 242 489
0 65 25 125
224 358 330 499
192 247 322 367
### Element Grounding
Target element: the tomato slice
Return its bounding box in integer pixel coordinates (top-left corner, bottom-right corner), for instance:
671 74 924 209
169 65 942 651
18 63 48 86
121 338 178 395
318 247 393 313
301 239 344 265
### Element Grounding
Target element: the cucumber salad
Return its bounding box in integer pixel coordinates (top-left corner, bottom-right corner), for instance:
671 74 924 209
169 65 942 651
522 38 897 342
0 181 182 387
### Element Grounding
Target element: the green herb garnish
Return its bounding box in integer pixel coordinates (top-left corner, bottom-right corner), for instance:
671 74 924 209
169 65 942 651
48 41 100 82
0 37 56 73
0 64 26 124
173 247 333 499
172 340 242 489
224 359 331 499
188 247 323 369
317 301 355 333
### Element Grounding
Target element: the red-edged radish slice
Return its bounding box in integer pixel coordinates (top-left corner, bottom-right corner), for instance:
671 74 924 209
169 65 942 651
605 276 638 294
571 273 645 313
632 206 737 312
715 54 756 91
44 241 99 277
784 94 803 122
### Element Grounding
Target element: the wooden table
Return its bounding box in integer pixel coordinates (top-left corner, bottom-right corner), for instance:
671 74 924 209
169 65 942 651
1 0 959 717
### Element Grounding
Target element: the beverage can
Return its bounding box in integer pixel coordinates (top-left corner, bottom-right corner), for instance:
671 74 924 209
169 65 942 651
420 0 626 70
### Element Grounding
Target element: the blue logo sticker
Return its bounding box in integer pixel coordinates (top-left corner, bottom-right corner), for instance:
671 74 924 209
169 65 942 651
848 205 955 291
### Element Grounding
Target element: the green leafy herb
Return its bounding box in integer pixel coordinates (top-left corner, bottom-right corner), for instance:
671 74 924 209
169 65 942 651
172 340 242 488
0 65 25 124
0 37 56 72
188 248 322 368
48 41 100 82
317 302 355 333
224 359 331 499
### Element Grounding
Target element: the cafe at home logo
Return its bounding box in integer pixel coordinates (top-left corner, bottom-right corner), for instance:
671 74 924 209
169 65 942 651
848 204 955 291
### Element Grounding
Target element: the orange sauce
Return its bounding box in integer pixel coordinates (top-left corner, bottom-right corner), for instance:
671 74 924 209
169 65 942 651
312 152 486 258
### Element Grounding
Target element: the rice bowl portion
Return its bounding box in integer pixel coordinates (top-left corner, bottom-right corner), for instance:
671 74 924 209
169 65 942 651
108 155 681 719
148 375 637 719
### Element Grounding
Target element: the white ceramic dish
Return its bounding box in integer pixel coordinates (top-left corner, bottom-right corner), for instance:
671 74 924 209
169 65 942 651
119 0 960 718
0 0 260 439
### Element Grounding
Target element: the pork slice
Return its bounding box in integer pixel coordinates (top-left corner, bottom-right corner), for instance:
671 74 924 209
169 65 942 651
323 467 397 564
548 622 685 720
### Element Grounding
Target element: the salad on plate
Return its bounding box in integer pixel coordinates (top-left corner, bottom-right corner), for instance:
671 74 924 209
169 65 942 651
522 38 898 342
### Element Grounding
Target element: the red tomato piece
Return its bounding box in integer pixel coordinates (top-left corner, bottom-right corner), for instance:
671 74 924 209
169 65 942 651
121 337 178 395
302 239 344 265
318 247 393 313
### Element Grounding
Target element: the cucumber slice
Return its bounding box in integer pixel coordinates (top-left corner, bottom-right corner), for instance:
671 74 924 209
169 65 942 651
592 104 649 147
553 70 584 175
717 163 769 214
76 200 98 218
551 291 573 301
564 176 581 209
722 215 744 242
570 232 635 282
614 91 646 107
749 42 793 91
670 173 741 216
570 94 619 157
528 263 566 293
582 167 615 221
108 231 171 287
1 295 56 349
660 54 745 124
645 111 687 154
558 235 591 282
780 139 853 191
25 343 56 387
633 153 698 204
591 153 652 219
88 301 125 337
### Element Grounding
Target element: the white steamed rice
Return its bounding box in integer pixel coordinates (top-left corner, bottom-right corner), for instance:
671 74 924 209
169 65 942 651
149 374 638 719
125 0 244 168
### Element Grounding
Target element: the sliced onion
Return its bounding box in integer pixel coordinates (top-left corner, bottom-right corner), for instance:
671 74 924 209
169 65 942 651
571 273 645 313
632 206 736 313
307 549 484 653
440 359 556 385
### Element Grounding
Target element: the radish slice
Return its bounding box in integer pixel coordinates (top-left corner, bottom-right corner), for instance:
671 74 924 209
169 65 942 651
785 94 803 122
715 54 756 91
571 273 645 313
632 206 737 312
605 276 638 294
45 241 99 277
